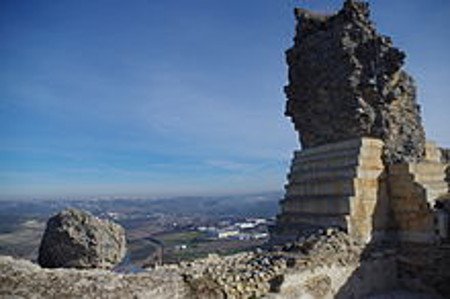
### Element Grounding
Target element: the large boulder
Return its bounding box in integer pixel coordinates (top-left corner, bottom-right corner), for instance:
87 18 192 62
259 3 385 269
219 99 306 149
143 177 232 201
38 208 126 269
285 0 426 163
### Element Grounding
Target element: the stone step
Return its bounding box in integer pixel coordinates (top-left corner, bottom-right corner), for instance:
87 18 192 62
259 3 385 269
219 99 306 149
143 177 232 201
393 178 447 189
288 166 383 183
281 196 351 214
425 141 442 162
413 173 447 182
285 178 380 197
282 194 351 202
389 181 448 199
278 212 349 228
292 146 383 164
409 164 447 177
391 177 447 189
292 148 381 163
389 162 447 176
294 138 383 159
291 156 383 173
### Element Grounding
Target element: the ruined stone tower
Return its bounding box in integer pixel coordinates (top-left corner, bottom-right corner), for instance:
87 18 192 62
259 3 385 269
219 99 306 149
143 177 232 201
271 0 449 244
285 0 425 164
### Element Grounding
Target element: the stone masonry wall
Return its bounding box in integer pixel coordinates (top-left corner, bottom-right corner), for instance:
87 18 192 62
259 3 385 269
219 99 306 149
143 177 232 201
440 148 450 188
386 142 448 243
271 138 389 244
285 0 425 163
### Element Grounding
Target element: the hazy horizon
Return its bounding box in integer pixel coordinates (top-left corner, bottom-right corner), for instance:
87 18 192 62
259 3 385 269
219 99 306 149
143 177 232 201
0 189 283 201
1 0 449 199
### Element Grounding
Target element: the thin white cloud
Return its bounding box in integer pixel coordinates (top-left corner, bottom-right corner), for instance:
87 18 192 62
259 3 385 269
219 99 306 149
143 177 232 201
204 159 252 172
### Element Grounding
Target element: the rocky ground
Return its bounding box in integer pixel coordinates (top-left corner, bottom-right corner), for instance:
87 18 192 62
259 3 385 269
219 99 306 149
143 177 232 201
367 291 442 299
0 255 189 299
1 227 447 298
0 228 363 298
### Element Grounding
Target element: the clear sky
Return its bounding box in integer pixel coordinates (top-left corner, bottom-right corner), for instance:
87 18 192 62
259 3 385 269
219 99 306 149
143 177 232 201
1 0 449 199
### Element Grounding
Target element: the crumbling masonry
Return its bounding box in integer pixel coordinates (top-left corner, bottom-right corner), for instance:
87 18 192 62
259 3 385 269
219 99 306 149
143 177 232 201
284 0 426 164
272 0 449 246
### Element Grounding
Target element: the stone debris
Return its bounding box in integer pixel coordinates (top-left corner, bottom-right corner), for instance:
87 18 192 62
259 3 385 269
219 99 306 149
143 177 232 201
165 228 362 298
1 225 448 298
0 228 362 299
179 252 286 298
38 208 127 269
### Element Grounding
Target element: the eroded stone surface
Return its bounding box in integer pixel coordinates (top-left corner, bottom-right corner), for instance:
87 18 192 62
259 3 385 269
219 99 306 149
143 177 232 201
285 0 425 163
38 208 126 269
388 143 448 243
2 228 448 298
397 243 450 297
0 255 189 299
440 148 450 163
1 229 365 299
440 148 450 188
271 137 388 244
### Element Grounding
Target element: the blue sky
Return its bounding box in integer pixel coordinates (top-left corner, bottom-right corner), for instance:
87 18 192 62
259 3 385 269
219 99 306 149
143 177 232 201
1 0 449 199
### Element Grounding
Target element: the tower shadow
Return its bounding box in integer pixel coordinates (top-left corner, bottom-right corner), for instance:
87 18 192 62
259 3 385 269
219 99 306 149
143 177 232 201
334 166 448 298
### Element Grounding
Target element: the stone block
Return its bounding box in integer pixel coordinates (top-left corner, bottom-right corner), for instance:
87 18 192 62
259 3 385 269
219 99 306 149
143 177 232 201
271 137 386 244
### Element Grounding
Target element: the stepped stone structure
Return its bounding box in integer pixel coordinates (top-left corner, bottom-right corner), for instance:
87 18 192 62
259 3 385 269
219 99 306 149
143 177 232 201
272 138 388 244
388 142 449 242
271 0 449 245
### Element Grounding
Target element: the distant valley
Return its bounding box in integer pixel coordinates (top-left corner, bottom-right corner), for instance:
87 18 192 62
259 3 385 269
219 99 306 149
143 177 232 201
0 192 281 269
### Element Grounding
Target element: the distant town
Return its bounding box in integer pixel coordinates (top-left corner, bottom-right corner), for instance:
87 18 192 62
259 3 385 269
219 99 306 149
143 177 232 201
0 192 280 269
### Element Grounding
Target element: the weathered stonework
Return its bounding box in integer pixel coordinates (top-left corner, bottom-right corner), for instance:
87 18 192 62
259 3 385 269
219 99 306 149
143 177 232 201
0 229 387 299
387 142 448 243
2 228 447 298
1 1 449 298
272 138 449 245
273 0 450 245
440 148 450 163
271 137 388 244
285 0 426 164
440 148 450 189
397 242 450 296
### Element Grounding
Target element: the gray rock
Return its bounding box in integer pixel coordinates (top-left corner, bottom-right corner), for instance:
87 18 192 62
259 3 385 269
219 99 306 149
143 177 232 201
285 0 426 163
0 255 189 299
38 208 126 269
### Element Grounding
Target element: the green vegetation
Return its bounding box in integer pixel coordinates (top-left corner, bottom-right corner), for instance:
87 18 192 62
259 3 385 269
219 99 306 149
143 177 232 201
157 231 204 247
